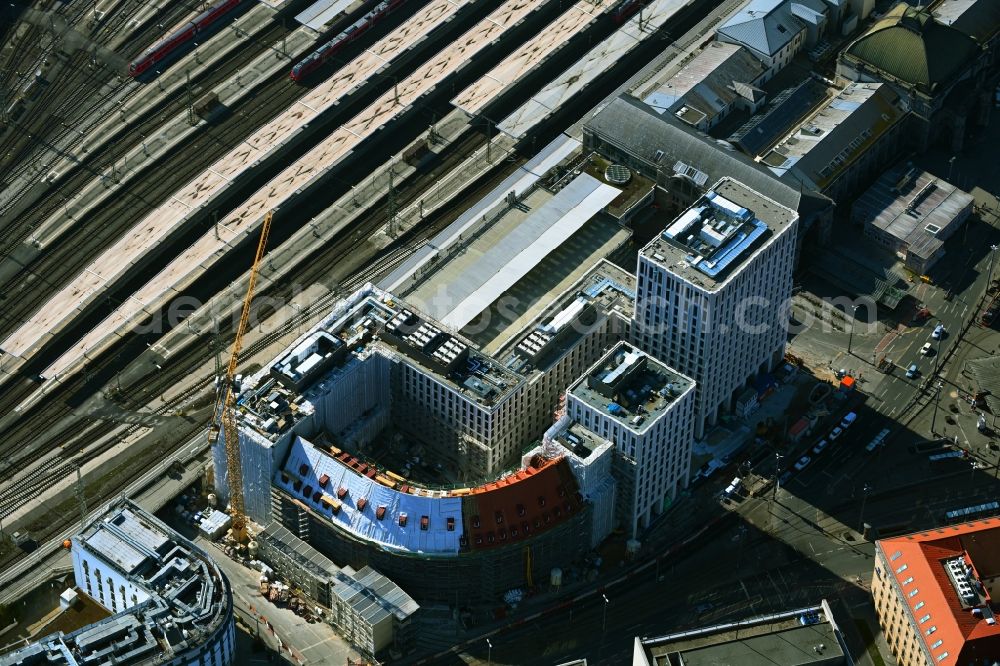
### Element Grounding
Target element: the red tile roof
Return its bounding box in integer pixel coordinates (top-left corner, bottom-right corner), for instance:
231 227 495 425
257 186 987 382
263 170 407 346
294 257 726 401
878 517 1000 663
463 455 580 551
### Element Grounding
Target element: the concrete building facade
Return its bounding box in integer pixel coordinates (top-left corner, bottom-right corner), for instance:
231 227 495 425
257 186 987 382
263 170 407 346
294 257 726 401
633 178 798 439
872 517 1000 666
564 343 694 537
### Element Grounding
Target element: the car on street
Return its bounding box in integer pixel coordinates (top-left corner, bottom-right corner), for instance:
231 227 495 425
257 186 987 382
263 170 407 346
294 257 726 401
840 412 857 428
695 603 715 614
906 363 919 378
932 324 946 339
812 439 829 455
778 470 793 486
829 426 843 440
921 342 933 356
794 455 811 471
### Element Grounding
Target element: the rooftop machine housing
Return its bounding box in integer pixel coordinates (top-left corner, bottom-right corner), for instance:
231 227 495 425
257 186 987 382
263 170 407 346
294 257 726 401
271 330 348 391
573 343 694 433
661 189 771 280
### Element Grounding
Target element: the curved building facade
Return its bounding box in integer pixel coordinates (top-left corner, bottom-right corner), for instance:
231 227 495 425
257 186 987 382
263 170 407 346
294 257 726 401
270 435 593 603
1 499 234 666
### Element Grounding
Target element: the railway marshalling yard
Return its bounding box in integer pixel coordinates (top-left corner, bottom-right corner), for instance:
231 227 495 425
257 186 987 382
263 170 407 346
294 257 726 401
0 0 730 620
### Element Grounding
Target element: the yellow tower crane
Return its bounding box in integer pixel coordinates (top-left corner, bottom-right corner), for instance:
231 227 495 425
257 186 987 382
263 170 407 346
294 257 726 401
220 210 272 542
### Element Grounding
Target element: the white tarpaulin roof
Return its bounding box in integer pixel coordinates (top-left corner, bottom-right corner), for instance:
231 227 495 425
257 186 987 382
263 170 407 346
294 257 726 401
279 437 463 554
439 173 620 330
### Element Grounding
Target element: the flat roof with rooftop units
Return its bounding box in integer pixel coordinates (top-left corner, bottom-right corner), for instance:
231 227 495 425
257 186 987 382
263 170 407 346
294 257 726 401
0 499 234 666
642 177 798 290
635 600 848 665
493 260 636 371
234 286 526 447
569 342 694 434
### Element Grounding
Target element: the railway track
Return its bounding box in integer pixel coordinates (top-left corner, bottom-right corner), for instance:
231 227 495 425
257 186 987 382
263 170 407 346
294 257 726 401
0 0 196 179
0 0 479 350
0 114 511 576
0 45 303 342
0 0 273 223
0 0 706 552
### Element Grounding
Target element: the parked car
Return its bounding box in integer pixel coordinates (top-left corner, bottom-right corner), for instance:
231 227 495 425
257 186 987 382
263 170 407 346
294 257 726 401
794 455 811 471
921 342 933 356
724 477 742 496
906 363 919 378
778 470 793 486
695 603 715 614
932 324 946 339
829 426 843 440
840 412 857 428
812 439 829 455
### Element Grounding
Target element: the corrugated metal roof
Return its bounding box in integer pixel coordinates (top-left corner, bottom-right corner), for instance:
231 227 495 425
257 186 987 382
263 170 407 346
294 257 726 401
333 565 419 623
843 4 980 92
440 173 620 330
853 162 974 262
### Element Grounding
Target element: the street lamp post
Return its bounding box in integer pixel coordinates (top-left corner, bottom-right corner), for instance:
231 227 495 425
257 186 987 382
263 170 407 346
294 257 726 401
948 155 956 181
858 483 872 536
602 594 609 633
486 638 492 666
931 381 943 435
847 305 861 356
988 245 999 299
772 452 783 499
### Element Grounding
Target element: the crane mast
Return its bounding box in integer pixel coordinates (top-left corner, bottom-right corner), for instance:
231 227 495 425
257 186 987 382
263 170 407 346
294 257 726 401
221 210 272 542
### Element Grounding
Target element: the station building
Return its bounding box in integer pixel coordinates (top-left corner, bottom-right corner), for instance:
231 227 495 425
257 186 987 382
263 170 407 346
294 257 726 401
0 500 234 666
758 82 908 204
583 95 831 251
838 2 997 151
872 517 1000 665
633 178 798 439
715 0 873 82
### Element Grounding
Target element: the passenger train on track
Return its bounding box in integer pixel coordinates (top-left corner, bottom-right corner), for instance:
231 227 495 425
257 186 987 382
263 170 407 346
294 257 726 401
128 0 245 77
290 0 407 82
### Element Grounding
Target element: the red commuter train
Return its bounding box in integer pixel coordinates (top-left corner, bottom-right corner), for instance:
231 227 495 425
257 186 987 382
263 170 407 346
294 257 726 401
289 0 406 82
128 0 245 77
613 0 646 24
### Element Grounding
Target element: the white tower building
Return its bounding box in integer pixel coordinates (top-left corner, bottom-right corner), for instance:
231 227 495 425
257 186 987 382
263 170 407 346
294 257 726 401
634 178 798 439
565 342 695 537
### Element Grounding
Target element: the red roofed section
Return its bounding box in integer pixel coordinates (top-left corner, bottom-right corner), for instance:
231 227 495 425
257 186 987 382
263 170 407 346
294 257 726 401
879 517 1000 663
463 455 581 551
